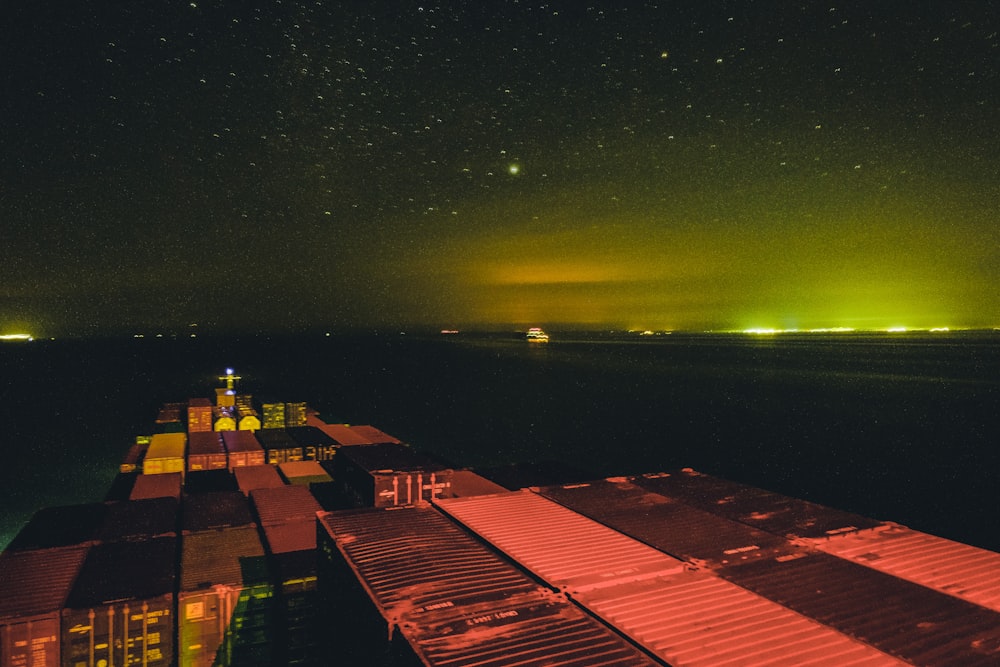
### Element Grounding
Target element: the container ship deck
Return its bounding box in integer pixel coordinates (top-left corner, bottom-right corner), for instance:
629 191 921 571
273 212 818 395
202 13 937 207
2 370 1000 666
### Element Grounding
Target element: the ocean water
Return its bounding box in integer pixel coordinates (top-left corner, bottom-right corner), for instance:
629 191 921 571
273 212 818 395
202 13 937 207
2 331 998 552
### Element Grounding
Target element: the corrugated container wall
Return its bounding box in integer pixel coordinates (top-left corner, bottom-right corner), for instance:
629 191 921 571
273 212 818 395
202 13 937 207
61 537 176 667
187 397 214 433
144 432 186 475
222 430 265 469
333 443 452 508
187 431 228 472
284 402 307 427
262 403 285 430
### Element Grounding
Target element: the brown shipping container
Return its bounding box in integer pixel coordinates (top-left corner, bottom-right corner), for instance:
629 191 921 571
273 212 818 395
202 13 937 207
130 472 183 500
187 431 228 471
285 425 336 462
305 418 374 446
179 526 273 667
0 546 89 667
234 464 285 495
222 430 265 469
250 485 322 527
348 424 401 444
119 441 147 473
61 538 176 667
333 443 452 508
188 397 214 433
317 505 658 666
97 497 178 543
255 429 304 465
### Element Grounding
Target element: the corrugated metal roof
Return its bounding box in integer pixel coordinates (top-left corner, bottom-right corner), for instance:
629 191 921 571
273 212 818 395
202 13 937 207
278 460 331 482
262 520 316 555
181 525 268 590
813 524 1000 612
436 491 908 666
0 546 89 618
251 484 323 526
222 429 263 452
538 478 794 568
97 497 178 542
187 430 225 454
633 469 883 538
308 419 373 445
147 432 187 459
720 552 1000 666
318 505 659 666
4 503 106 552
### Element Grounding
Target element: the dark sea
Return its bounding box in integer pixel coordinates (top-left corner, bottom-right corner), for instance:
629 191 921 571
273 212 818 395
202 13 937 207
2 331 998 552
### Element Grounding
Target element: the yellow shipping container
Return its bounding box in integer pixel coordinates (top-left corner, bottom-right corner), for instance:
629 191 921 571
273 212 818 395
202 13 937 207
144 432 187 475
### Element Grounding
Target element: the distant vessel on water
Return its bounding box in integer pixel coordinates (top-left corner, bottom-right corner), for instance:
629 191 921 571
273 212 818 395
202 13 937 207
525 327 550 343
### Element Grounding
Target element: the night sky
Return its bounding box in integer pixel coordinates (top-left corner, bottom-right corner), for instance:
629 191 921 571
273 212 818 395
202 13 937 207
3 1 998 336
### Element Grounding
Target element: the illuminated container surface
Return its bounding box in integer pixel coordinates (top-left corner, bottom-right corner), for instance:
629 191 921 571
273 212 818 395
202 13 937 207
284 402 307 427
4 503 106 553
286 425 337 461
348 424 401 444
317 505 659 666
251 485 325 665
333 443 452 508
436 491 908 666
61 537 176 667
262 403 286 430
130 472 183 500
181 491 255 534
179 526 273 667
255 428 304 465
187 397 214 433
187 431 228 472
278 460 333 486
305 417 375 446
96 497 178 543
222 429 265 469
234 464 286 496
0 546 89 667
143 432 187 475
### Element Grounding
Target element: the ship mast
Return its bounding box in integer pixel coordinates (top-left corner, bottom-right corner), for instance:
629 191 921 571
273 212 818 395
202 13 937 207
218 367 241 391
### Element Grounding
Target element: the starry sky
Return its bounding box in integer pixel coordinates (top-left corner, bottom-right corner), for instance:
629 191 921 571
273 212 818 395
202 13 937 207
3 1 998 336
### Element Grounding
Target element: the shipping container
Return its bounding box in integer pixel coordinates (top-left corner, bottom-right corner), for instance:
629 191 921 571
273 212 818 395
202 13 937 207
304 418 374 446
448 469 509 498
187 431 227 472
333 443 452 508
222 430 265 469
97 497 178 543
262 403 285 430
187 397 214 433
181 491 255 534
632 469 884 539
179 526 273 667
270 547 320 666
144 432 186 475
277 460 332 486
348 424 401 444
213 406 237 431
130 472 183 500
250 485 323 527
284 402 307 428
234 465 285 496
119 440 147 474
4 503 106 553
436 491 909 666
104 472 137 501
286 425 337 461
317 505 659 666
255 429 304 465
812 523 1000 613
0 546 89 667
61 537 176 667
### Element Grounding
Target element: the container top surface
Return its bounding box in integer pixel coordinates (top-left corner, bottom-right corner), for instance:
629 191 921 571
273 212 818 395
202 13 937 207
285 425 335 446
307 419 373 445
634 469 883 538
234 464 285 493
255 428 299 447
181 491 255 532
187 430 225 453
180 525 268 590
538 478 794 568
97 497 179 543
66 537 177 607
147 432 187 458
4 503 106 552
448 469 510 498
130 472 183 500
251 484 323 525
348 424 401 444
278 460 331 480
0 546 90 617
262 520 316 555
337 442 449 474
221 429 263 451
